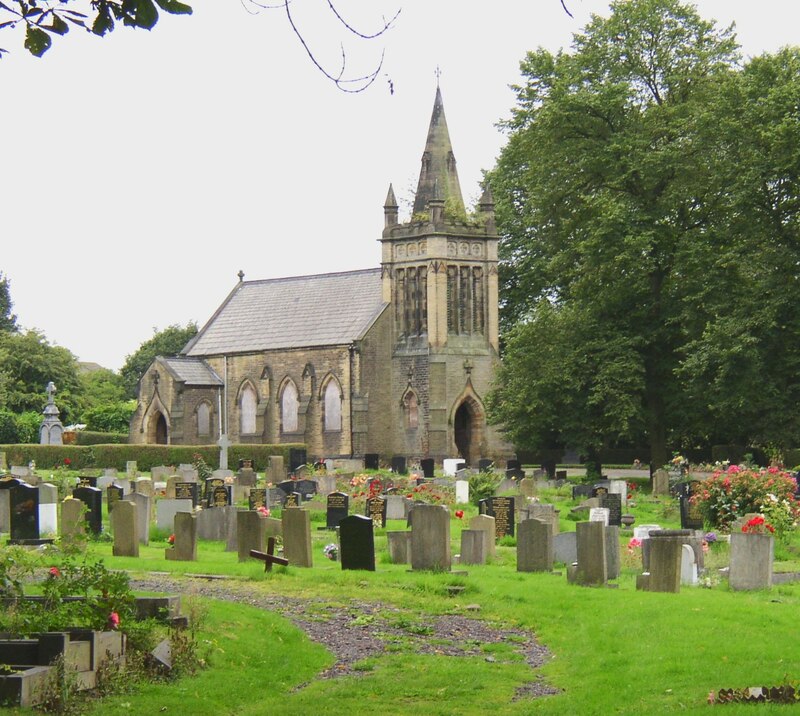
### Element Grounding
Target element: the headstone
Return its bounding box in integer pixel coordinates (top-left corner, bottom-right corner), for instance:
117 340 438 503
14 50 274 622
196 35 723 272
608 479 628 508
283 491 301 508
442 458 464 476
478 458 494 473
175 482 199 507
129 492 152 545
455 480 469 505
729 532 774 591
111 500 139 557
555 469 567 481
282 507 312 567
589 507 610 526
391 456 407 475
249 488 267 511
106 484 124 513
268 455 286 483
605 525 620 579
103 467 118 478
155 499 193 532
460 529 487 565
237 510 267 562
507 459 521 471
134 477 154 497
126 461 138 479
525 503 559 536
77 475 98 488
679 481 704 530
289 448 307 473
38 483 58 535
178 467 199 482
519 478 536 498
517 518 553 572
642 531 683 593
315 474 337 497
236 465 257 488
385 494 410 521
211 469 234 480
570 521 607 586
204 477 225 504
165 511 197 561
495 478 517 495
96 475 116 491
680 543 698 585
572 484 593 500
150 466 171 481
326 492 349 529
72 485 102 535
469 514 496 559
209 485 231 508
541 459 556 479
364 453 380 471
420 458 435 478
60 497 85 542
293 479 318 501
194 504 236 542
410 504 451 571
366 496 387 529
591 482 610 498
10 483 40 541
481 496 515 538
600 493 622 527
339 515 375 571
652 468 670 496
165 475 179 499
386 531 411 564
553 531 577 564
39 381 64 445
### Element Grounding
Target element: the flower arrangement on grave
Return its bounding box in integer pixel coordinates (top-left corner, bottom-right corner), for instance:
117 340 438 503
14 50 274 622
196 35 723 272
323 543 338 561
409 481 453 506
167 534 175 547
741 515 775 535
257 506 271 518
693 465 799 538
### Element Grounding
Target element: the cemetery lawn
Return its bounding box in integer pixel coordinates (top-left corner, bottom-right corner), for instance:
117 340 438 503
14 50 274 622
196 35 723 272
66 531 800 716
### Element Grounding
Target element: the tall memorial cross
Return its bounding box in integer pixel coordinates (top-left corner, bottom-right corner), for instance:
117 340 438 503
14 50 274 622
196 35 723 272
217 434 232 471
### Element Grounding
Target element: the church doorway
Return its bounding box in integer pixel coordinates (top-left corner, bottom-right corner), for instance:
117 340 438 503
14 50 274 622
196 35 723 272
148 411 168 444
454 399 481 466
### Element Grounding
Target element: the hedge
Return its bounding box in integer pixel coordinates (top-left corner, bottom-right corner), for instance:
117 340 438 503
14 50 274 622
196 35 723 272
74 431 128 445
0 443 305 472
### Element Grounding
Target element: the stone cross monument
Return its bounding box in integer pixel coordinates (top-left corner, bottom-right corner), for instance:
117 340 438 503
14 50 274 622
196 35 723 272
39 381 65 445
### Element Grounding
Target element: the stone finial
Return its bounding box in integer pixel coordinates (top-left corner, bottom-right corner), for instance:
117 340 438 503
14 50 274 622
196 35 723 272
237 270 245 282
384 184 399 227
479 185 496 232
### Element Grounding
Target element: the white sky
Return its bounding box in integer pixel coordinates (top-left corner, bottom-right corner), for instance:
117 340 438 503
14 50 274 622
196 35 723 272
2 0 798 371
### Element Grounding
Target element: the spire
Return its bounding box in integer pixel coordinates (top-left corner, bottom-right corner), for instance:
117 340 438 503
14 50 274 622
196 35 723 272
412 86 464 217
384 183 399 227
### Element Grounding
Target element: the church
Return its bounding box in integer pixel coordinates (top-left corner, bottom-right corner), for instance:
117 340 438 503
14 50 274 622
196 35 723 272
129 87 512 466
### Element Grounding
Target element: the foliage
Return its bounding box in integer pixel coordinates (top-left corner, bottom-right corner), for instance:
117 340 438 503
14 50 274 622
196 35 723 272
0 408 40 443
120 322 198 399
77 367 127 411
0 0 192 59
693 465 800 537
468 471 500 506
74 430 128 445
0 271 17 333
82 400 137 433
192 452 213 481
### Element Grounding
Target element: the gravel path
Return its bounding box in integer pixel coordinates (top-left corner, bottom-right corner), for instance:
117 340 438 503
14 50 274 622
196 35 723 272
129 574 559 701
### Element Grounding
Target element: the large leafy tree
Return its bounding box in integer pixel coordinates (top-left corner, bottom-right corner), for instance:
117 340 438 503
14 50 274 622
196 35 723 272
487 0 742 466
0 272 18 334
120 322 198 398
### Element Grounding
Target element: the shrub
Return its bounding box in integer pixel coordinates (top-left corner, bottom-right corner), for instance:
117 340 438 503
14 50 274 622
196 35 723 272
469 472 500 506
83 401 136 433
693 465 800 538
75 430 128 445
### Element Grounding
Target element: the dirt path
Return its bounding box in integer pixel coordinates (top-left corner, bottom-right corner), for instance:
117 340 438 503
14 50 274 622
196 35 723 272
129 574 559 701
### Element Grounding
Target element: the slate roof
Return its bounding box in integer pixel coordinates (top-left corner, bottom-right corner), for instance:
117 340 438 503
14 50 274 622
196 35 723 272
159 356 223 386
183 268 387 357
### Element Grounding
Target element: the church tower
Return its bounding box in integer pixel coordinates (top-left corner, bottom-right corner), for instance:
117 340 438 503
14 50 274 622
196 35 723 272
380 86 506 464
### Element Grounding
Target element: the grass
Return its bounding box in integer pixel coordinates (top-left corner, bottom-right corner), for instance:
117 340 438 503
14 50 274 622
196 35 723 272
7 486 800 714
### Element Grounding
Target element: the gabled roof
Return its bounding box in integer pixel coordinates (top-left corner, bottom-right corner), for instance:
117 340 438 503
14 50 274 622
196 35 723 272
158 356 223 386
183 268 386 357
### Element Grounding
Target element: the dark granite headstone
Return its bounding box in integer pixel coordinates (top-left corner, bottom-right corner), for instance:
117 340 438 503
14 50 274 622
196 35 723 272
572 484 593 500
364 453 380 470
276 480 297 497
205 477 225 505
366 496 387 528
284 491 301 508
10 483 39 541
210 485 230 508
339 514 375 571
289 448 307 473
541 460 556 479
680 481 704 530
483 496 515 538
0 477 24 490
175 482 199 508
555 469 567 481
478 458 494 473
326 492 349 529
591 482 610 498
391 456 407 475
293 479 318 501
420 458 435 478
507 459 521 471
506 468 525 481
73 485 102 535
77 475 98 488
106 484 124 513
249 488 267 510
600 493 622 527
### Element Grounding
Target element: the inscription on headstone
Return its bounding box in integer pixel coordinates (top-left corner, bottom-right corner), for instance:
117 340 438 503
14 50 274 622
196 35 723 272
366 496 387 529
600 493 622 527
326 492 349 529
482 496 515 538
175 482 199 508
249 488 267 511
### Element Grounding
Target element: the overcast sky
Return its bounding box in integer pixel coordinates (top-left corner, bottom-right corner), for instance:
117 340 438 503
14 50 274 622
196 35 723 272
3 0 798 371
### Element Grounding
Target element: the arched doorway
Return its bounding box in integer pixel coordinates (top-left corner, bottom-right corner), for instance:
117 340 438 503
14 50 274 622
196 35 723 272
454 401 475 465
154 413 168 444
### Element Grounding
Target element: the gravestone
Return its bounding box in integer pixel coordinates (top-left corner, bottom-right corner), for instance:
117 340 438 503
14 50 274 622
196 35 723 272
209 485 230 508
469 514 496 559
555 469 567 481
0 476 24 534
205 477 225 505
106 484 124 513
679 481 704 530
155 499 193 532
519 478 536 498
111 500 139 557
410 504 450 571
591 482 610 498
237 510 266 562
391 456 407 475
455 480 469 505
293 479 317 501
506 467 526 481
605 525 621 580
729 532 774 591
460 529 487 565
652 468 670 496
289 448 307 473
77 475 98 488
608 479 628 508
386 531 411 564
249 488 267 511
129 492 152 545
478 458 494 473
10 483 40 542
268 455 286 483
589 507 610 526
385 494 410 521
517 518 553 573
364 453 380 470
572 520 607 586
97 475 116 491
420 458 435 478
165 476 179 499
443 458 466 476
326 492 349 529
553 531 577 565
366 496 387 529
525 503 559 536
507 459 522 471
315 474 337 497
680 543 698 585
165 512 197 561
572 484 593 500
126 460 138 479
60 497 86 542
541 459 556 479
495 478 517 495
175 482 199 508
481 496 515 538
276 480 297 497
282 508 312 567
640 530 683 593
236 465 257 488
600 493 622 527
339 515 375 571
72 485 102 535
197 504 238 542
283 491 301 508
38 483 58 535
150 466 171 481
134 477 154 497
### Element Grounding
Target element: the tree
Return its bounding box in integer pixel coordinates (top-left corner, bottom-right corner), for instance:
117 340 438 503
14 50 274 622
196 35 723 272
120 322 198 398
487 0 741 467
0 272 18 334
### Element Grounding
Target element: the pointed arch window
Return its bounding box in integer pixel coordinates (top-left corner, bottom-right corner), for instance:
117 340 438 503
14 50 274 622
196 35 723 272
324 379 342 432
196 401 211 437
281 381 299 433
403 390 419 430
240 384 257 435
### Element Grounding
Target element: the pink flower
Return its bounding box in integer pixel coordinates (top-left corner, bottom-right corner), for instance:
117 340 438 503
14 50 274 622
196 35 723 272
49 566 61 578
107 612 120 630
257 506 271 518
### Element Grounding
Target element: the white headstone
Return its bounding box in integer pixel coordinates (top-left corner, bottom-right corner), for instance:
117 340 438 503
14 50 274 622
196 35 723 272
455 480 470 504
156 499 194 532
608 479 628 508
589 508 610 526
680 543 698 585
633 524 661 541
443 459 464 477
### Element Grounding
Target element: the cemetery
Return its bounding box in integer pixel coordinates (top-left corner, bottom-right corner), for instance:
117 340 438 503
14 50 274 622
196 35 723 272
0 452 799 713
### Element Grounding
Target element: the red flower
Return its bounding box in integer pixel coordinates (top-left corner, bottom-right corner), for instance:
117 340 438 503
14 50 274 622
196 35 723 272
107 612 120 630
63 457 71 466
627 494 632 500
455 510 464 519
167 534 175 545
49 566 60 578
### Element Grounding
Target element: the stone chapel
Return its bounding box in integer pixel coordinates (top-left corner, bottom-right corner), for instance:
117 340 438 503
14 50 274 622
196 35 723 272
129 87 512 465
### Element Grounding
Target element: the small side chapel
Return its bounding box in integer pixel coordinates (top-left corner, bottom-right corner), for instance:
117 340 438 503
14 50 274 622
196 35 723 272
129 87 512 465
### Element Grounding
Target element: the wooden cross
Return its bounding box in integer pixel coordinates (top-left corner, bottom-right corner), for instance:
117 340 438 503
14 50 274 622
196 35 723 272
249 537 289 572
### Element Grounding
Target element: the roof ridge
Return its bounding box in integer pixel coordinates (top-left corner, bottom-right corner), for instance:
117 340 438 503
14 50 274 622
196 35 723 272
241 267 380 286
